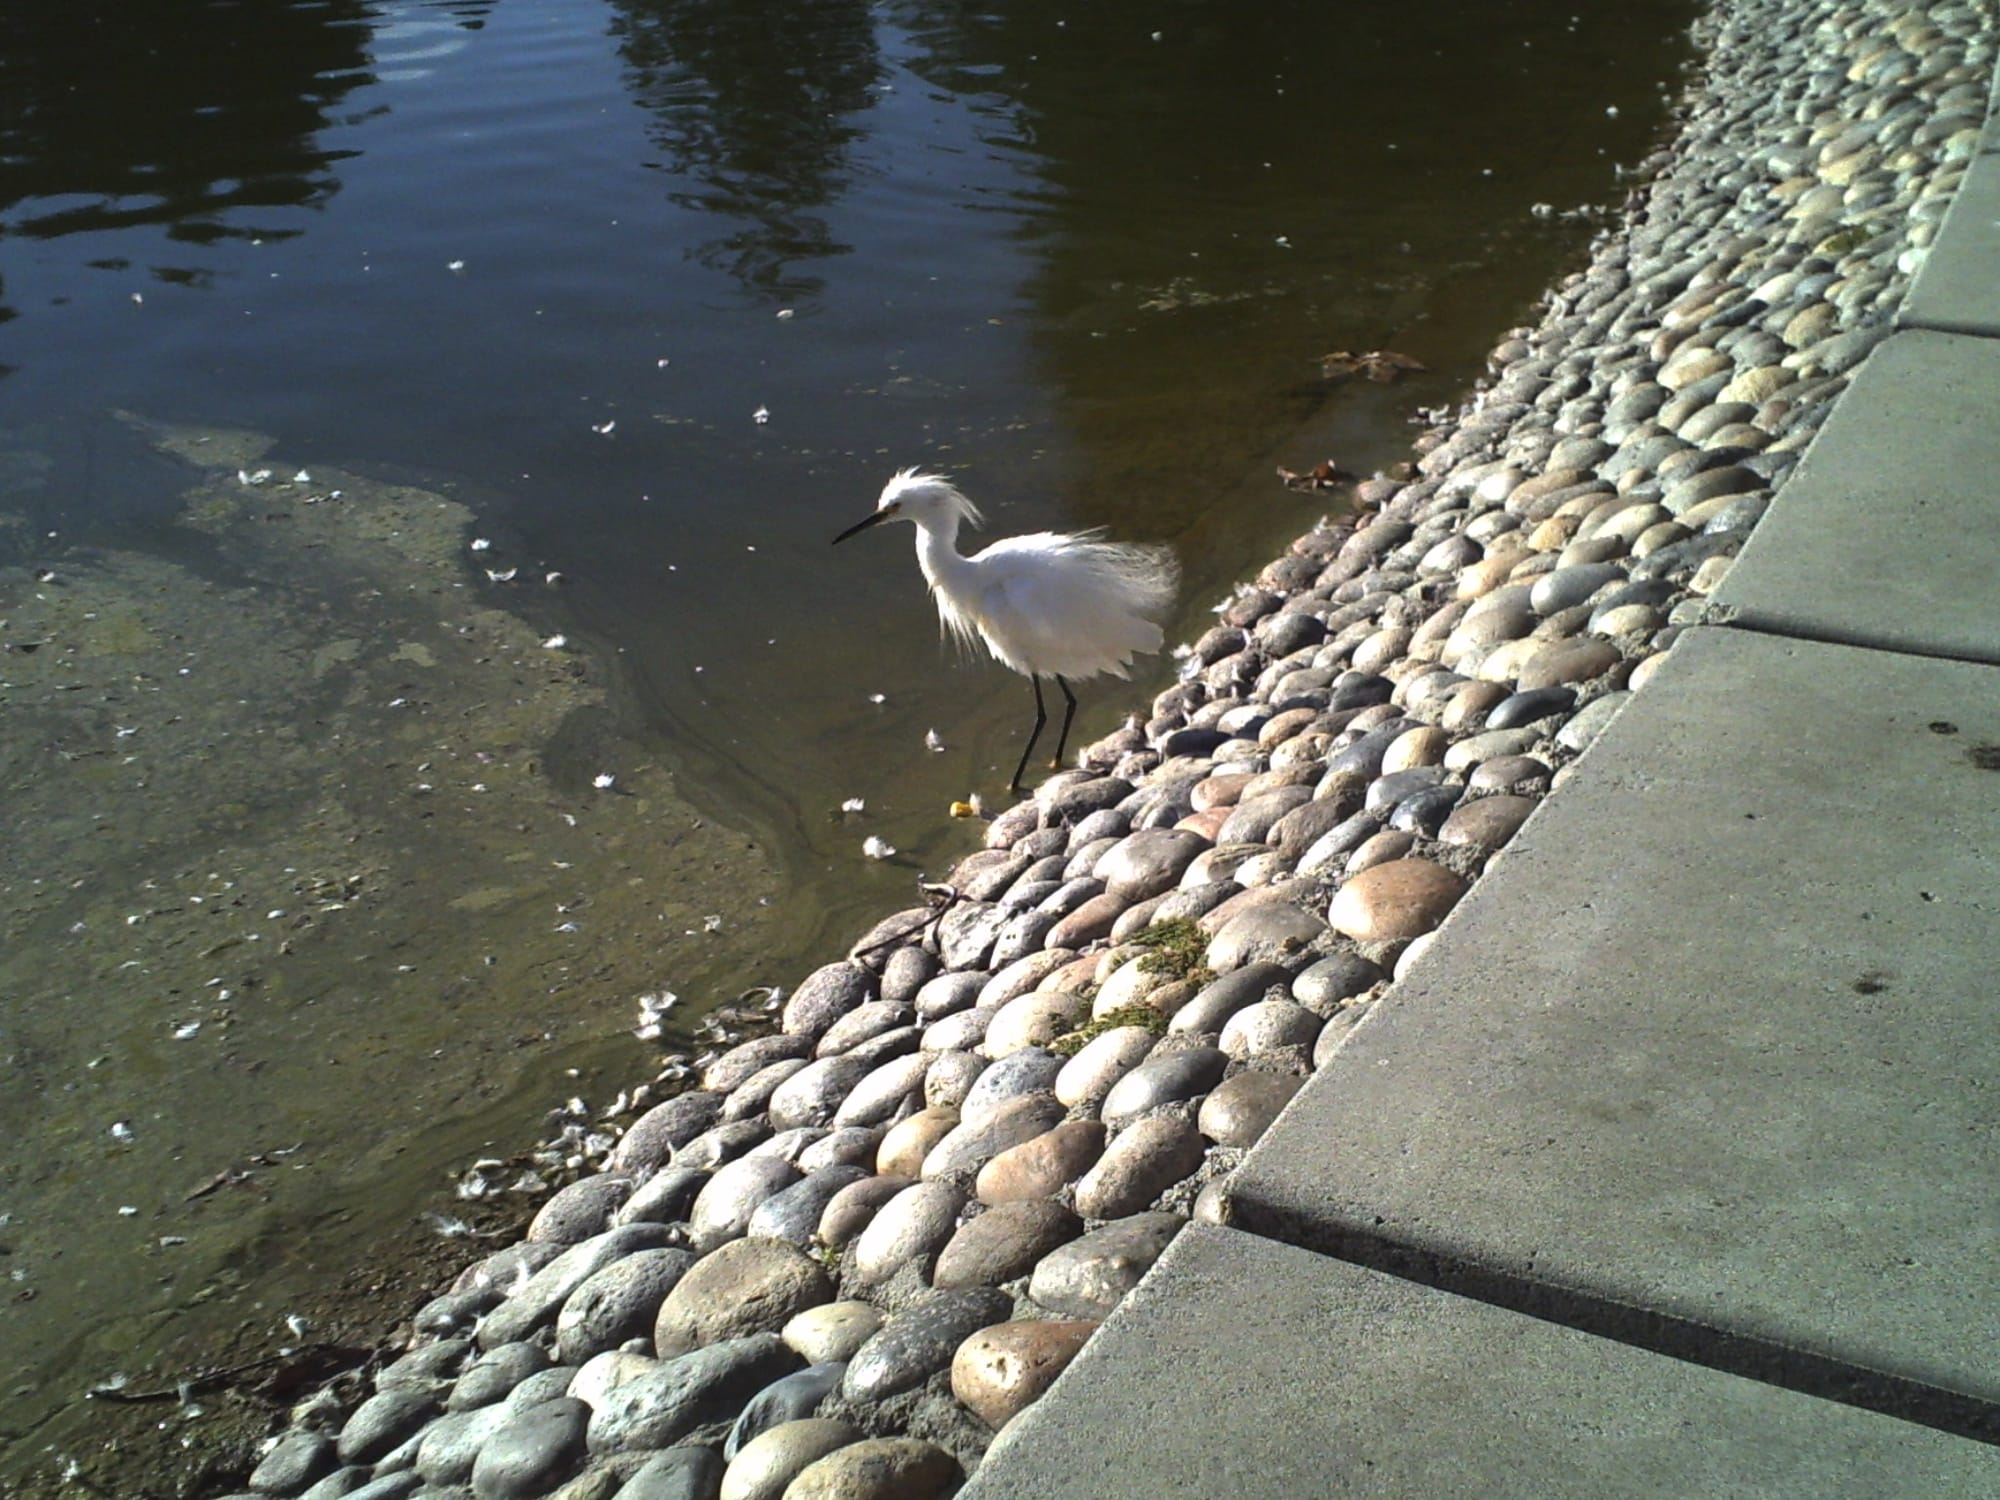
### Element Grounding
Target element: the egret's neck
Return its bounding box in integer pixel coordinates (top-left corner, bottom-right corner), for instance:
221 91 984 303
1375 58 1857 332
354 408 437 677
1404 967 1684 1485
912 517 970 593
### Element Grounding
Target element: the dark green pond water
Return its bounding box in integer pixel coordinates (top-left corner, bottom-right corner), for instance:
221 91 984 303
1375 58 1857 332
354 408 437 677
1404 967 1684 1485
0 0 1693 1484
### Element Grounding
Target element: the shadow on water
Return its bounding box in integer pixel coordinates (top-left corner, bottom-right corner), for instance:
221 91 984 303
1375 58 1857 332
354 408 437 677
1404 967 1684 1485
0 0 1695 1489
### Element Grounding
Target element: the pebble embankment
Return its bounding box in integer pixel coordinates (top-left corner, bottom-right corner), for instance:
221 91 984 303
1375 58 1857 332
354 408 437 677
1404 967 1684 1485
217 1 1993 1496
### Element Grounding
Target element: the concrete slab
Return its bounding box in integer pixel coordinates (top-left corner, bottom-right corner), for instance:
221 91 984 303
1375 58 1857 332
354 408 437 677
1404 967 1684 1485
1705 329 2000 665
1225 628 2000 1438
963 1225 2000 1500
1900 146 2000 336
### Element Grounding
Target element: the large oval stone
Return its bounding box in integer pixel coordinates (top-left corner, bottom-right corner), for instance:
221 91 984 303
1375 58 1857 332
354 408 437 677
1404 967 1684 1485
1092 829 1209 902
932 1199 1083 1289
975 1120 1108 1204
688 1155 801 1253
653 1239 833 1357
1197 1070 1303 1148
1073 1116 1205 1219
875 1107 959 1178
555 1248 697 1364
850 1180 966 1284
1099 1047 1227 1130
1327 858 1468 942
1437 792 1539 850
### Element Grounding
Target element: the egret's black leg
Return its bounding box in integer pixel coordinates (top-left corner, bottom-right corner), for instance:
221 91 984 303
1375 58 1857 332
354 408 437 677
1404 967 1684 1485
1011 675 1048 794
1049 675 1080 770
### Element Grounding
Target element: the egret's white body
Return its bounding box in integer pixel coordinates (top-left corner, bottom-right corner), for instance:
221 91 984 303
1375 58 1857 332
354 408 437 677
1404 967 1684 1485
834 469 1179 790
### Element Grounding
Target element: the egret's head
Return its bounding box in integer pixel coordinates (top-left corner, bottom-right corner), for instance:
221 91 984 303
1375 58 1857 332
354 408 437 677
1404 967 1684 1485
832 468 983 545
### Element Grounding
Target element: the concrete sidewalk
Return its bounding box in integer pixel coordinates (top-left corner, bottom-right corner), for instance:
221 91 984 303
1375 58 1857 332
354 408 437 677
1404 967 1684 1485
961 55 2000 1500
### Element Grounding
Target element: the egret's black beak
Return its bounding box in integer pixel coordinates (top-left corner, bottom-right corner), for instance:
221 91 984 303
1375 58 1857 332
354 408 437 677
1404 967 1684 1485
832 510 890 546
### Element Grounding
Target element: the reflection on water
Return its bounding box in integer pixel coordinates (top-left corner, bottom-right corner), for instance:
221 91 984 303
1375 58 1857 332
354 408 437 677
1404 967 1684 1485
613 0 883 299
0 0 1695 1486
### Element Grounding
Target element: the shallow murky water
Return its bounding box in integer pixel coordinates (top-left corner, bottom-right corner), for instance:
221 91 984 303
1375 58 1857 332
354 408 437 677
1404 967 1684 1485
0 0 1694 1486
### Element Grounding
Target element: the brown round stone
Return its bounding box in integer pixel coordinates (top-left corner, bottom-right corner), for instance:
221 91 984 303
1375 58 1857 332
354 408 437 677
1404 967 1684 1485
1515 638 1622 691
875 1106 959 1178
975 1120 1108 1205
950 1320 1098 1429
1327 858 1468 942
1436 793 1539 851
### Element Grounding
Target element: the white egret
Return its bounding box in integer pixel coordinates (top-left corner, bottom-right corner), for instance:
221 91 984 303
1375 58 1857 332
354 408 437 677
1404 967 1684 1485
833 469 1179 793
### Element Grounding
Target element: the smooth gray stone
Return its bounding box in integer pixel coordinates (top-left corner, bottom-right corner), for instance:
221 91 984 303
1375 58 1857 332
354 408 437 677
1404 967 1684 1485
505 1365 581 1414
959 1049 1063 1118
416 1405 512 1485
1295 810 1383 876
614 1445 725 1500
586 1336 800 1455
831 1054 928 1130
557 1249 698 1364
1205 902 1326 974
720 1058 810 1122
528 1175 635 1245
1095 829 1209 902
1529 562 1626 616
612 1093 727 1174
1290 953 1383 1009
768 1055 874 1131
673 1119 772 1174
614 1166 707 1229
722 1362 847 1459
934 1200 1084 1289
1364 767 1444 816
702 1036 815 1094
688 1156 800 1252
1485 686 1576 731
376 1335 470 1390
1028 1213 1183 1318
842 1288 1015 1402
1168 962 1290 1036
745 1167 871 1247
817 1000 915 1058
782 962 878 1040
336 1386 441 1466
1389 783 1462 836
1042 775 1133 824
938 900 1010 970
879 943 939 1007
450 1342 552 1412
412 1284 500 1338
914 970 988 1021
798 1126 885 1174
1216 788 1314 845
250 1429 337 1494
1585 578 1678 625
471 1396 589 1499
1100 1048 1227 1130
